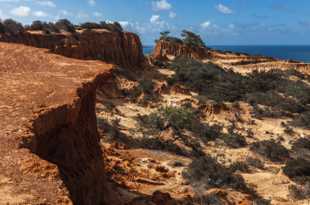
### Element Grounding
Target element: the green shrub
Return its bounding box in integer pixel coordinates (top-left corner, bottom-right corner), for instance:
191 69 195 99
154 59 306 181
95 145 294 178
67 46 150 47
288 183 310 200
169 57 225 92
229 161 250 173
181 30 206 48
99 21 123 32
27 21 60 34
2 19 24 35
221 132 247 148
138 105 220 143
139 79 154 94
139 106 196 132
183 156 251 192
156 30 183 44
247 69 282 92
0 22 4 33
159 30 170 40
55 19 75 33
29 20 44 30
283 158 310 181
245 156 265 169
130 79 155 103
250 140 289 162
80 22 101 29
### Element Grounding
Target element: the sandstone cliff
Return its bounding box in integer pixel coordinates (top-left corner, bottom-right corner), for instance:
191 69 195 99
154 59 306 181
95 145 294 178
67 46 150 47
0 29 144 68
152 39 208 61
0 42 114 204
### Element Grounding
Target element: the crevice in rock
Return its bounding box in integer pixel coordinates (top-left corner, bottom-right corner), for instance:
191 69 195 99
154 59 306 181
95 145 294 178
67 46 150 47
29 80 106 204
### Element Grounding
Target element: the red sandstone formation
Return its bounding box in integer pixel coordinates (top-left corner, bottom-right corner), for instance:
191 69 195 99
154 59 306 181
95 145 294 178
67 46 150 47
0 42 114 204
152 39 208 61
0 29 144 68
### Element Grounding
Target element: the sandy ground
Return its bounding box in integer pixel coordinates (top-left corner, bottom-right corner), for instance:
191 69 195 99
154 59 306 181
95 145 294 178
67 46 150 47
96 53 310 205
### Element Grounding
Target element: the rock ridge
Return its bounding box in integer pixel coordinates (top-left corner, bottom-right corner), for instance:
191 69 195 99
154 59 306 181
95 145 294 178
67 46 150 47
0 29 145 68
152 39 208 61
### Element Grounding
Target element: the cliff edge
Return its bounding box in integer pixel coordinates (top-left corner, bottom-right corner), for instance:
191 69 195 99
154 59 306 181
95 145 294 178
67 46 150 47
0 29 144 68
0 42 114 204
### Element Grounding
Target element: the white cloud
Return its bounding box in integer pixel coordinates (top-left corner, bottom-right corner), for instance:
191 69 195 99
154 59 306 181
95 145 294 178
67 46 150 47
119 21 147 34
0 0 19 2
119 21 129 28
201 21 211 29
0 0 56 7
11 6 31 17
88 0 96 6
169 11 176 18
36 0 56 8
150 14 168 29
33 10 47 17
93 11 102 17
152 0 171 11
150 15 160 24
216 4 232 14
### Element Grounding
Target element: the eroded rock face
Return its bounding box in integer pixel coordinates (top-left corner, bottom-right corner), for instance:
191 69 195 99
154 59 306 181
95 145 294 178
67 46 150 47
0 29 145 68
0 42 114 204
152 39 208 61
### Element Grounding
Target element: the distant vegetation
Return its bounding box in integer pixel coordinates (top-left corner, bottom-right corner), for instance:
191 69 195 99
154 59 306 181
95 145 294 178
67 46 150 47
156 30 206 48
0 18 124 35
27 20 60 34
157 31 183 44
181 30 206 47
0 19 24 35
79 21 123 32
168 57 225 93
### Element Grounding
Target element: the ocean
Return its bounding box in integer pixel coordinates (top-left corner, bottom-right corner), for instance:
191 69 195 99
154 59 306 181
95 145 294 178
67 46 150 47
143 45 310 63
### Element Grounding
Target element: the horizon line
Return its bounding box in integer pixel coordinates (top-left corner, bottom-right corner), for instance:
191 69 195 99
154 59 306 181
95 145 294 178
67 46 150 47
143 44 310 47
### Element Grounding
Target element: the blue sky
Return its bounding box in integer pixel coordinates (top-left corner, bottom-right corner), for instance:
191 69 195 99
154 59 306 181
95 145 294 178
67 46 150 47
0 0 310 45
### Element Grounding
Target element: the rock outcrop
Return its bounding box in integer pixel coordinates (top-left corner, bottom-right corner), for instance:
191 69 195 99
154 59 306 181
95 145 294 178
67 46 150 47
0 42 114 204
0 29 144 68
152 39 208 61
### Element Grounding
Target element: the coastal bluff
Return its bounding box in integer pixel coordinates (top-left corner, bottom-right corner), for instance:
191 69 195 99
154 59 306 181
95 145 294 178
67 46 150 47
0 42 114 204
152 39 208 61
0 29 145 68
